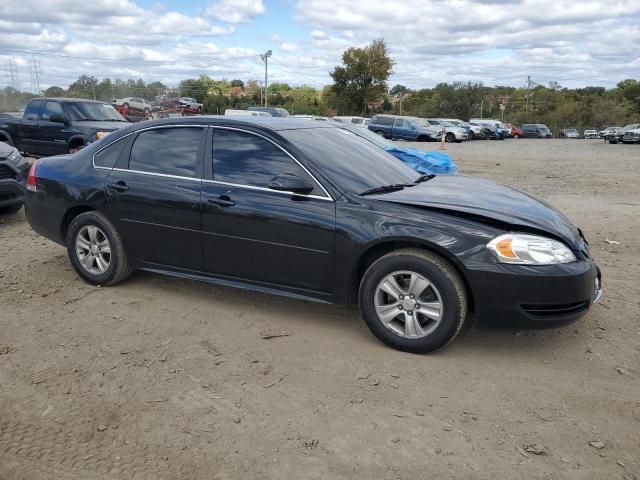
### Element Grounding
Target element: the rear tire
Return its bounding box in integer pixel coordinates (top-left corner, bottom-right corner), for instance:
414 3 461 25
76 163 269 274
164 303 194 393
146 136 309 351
66 211 132 286
359 249 467 353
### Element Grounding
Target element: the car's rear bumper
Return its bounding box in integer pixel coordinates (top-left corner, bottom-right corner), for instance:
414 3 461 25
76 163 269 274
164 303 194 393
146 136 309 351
466 259 601 323
0 179 25 208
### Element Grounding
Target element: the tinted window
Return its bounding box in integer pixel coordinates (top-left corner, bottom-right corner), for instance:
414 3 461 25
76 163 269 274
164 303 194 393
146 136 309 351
394 118 403 127
94 137 130 168
372 116 393 126
281 128 419 194
212 129 321 194
129 127 202 177
41 101 63 121
24 100 43 120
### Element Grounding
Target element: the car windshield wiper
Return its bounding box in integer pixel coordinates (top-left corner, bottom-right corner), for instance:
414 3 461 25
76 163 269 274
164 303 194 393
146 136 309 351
414 174 436 184
359 183 414 196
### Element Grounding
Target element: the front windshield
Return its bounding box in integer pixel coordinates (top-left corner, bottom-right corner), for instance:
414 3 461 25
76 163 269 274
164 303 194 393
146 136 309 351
567 129 577 134
440 121 455 127
281 128 419 194
623 124 636 130
66 102 126 122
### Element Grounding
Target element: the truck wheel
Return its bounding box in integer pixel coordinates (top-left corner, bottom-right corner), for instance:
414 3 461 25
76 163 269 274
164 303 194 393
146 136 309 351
375 130 385 137
359 249 467 353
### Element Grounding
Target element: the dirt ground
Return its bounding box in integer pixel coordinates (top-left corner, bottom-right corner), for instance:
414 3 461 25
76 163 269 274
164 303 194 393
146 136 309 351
1 138 639 479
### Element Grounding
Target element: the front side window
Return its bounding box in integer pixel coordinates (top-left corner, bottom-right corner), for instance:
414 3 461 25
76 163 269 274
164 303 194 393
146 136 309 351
129 127 203 178
394 118 403 127
41 101 63 121
212 129 322 195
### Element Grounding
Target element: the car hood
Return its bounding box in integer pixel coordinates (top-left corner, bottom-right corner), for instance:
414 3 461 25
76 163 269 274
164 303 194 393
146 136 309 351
73 120 129 131
369 175 580 244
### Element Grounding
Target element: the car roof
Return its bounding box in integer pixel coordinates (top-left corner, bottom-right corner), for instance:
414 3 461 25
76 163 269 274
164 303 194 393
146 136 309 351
31 97 109 104
125 115 338 132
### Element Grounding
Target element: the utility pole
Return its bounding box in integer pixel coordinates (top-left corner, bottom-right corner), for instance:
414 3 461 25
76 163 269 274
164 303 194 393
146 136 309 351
258 80 264 106
260 50 272 107
525 75 531 113
8 59 17 89
399 92 403 115
480 98 484 118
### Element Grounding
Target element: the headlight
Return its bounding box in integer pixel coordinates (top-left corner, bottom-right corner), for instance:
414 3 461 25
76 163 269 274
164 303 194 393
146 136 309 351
487 233 576 265
95 131 111 140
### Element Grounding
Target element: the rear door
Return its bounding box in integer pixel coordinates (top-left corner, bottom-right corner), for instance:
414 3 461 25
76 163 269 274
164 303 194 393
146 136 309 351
20 100 43 154
105 125 205 270
201 127 336 296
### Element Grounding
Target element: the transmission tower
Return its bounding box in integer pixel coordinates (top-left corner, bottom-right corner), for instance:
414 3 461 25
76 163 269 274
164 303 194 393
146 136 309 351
29 58 42 94
8 58 18 89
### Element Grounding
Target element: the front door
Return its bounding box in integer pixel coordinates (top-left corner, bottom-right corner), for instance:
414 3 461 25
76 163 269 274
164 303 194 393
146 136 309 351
105 126 205 271
201 127 336 296
38 100 69 156
20 100 43 154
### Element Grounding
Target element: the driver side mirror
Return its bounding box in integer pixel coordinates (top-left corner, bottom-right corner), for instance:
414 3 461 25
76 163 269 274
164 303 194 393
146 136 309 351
268 173 314 195
49 114 67 124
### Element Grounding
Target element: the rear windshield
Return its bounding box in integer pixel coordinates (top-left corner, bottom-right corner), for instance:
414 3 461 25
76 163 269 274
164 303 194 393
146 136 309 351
281 128 419 194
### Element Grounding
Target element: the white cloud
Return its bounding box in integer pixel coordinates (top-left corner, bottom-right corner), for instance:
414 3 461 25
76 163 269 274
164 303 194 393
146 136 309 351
206 0 265 23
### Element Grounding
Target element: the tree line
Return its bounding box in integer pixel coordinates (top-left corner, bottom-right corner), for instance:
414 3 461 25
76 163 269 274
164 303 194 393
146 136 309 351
1 39 639 131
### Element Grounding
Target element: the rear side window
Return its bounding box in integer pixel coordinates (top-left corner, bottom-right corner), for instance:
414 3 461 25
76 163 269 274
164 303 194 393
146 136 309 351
94 137 130 169
24 100 43 121
212 129 321 195
129 127 203 178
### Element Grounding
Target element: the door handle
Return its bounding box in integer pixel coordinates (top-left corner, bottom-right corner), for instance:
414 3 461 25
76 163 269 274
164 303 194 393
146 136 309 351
208 195 235 207
107 181 129 192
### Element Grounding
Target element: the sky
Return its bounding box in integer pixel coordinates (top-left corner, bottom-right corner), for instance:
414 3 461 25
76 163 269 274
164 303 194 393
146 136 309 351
0 0 639 93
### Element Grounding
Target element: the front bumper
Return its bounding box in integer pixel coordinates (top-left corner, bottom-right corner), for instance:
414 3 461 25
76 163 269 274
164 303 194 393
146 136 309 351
466 258 601 323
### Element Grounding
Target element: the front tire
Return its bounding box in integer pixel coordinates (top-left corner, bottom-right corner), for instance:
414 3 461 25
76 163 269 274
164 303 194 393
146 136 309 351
359 249 467 353
66 211 132 286
445 132 455 143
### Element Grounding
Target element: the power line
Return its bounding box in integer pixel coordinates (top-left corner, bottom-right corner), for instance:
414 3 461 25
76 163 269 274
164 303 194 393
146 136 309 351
270 57 325 87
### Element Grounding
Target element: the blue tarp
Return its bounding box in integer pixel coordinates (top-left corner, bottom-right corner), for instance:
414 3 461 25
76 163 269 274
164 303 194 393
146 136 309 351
384 147 458 175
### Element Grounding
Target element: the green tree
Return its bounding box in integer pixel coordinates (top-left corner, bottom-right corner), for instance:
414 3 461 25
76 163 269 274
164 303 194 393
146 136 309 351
329 38 394 115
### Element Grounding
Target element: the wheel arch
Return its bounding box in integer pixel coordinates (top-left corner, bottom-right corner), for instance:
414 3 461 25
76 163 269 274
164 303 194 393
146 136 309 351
0 130 13 146
60 205 96 244
350 238 475 312
67 135 87 152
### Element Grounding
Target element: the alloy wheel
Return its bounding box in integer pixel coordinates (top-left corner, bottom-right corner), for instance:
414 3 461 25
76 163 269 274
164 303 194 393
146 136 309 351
374 270 443 339
75 225 111 275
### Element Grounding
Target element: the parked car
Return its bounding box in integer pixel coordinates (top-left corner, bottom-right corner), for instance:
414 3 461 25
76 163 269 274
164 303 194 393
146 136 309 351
368 115 441 141
559 128 579 139
608 124 640 144
112 97 152 114
432 119 471 137
151 96 181 112
0 98 129 157
622 127 640 144
425 119 468 142
0 142 29 214
469 119 506 140
178 97 203 112
25 117 601 353
505 124 524 138
598 126 620 138
225 109 271 117
332 116 370 127
247 107 291 117
468 122 492 140
583 129 598 139
520 124 553 138
598 127 620 138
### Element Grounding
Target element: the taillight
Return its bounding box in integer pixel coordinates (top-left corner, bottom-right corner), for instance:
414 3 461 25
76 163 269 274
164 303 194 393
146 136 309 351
27 162 37 192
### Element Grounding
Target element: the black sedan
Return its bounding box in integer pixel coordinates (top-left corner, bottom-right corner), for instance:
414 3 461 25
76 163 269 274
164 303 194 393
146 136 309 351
24 117 602 353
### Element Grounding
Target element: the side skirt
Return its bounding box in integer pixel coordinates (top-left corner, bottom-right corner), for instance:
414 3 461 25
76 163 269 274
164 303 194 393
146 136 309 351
139 265 334 305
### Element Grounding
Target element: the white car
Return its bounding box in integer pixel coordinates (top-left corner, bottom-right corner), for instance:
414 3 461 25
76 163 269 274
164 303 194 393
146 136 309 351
425 118 469 142
583 129 598 139
112 97 152 114
178 97 203 111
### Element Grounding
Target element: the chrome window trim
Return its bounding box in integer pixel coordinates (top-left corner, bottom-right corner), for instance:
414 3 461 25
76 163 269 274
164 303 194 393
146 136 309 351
92 124 207 171
211 125 333 201
201 178 331 202
92 123 334 202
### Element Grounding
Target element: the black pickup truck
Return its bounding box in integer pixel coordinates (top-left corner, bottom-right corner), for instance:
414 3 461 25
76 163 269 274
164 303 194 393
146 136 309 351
0 98 129 157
